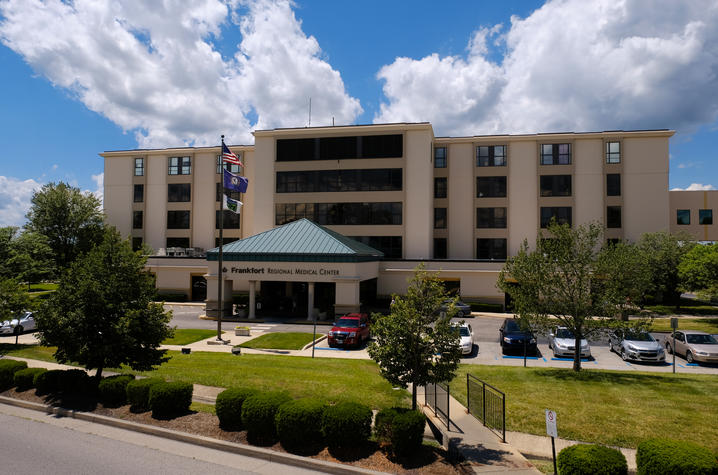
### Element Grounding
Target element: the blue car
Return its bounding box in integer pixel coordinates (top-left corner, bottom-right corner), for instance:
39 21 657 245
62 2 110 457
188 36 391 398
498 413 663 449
499 318 537 355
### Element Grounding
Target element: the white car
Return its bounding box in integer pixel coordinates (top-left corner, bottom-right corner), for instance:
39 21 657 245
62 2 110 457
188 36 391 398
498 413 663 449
548 327 591 358
0 311 36 335
454 323 474 355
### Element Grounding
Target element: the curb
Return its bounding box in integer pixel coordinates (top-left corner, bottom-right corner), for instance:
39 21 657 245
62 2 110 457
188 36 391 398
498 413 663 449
302 335 328 350
0 396 383 475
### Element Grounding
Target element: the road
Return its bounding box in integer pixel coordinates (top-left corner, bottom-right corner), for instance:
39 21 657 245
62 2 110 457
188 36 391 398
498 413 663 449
0 403 318 475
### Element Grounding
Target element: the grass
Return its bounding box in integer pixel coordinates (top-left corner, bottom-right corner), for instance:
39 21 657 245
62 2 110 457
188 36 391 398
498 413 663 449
163 329 218 345
451 365 718 452
239 332 318 350
27 283 58 292
0 343 59 363
646 298 718 316
190 402 216 415
650 318 718 334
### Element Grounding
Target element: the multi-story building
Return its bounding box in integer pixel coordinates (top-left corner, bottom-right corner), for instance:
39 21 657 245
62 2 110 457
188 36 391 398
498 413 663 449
102 122 693 318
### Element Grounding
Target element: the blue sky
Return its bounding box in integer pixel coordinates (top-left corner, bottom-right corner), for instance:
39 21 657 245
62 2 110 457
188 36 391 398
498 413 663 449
1 0 717 226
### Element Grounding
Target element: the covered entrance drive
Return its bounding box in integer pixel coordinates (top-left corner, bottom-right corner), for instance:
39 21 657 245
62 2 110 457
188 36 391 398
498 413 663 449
205 219 383 320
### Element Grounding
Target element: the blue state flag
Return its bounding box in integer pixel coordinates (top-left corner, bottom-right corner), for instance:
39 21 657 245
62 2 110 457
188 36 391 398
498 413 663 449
223 168 248 193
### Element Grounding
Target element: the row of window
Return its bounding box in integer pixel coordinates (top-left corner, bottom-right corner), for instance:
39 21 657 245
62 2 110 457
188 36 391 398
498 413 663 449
433 141 622 168
275 202 402 226
433 238 507 260
677 209 714 225
276 169 402 193
432 206 622 229
276 134 403 162
133 210 242 230
132 155 242 177
464 174 621 199
132 182 243 204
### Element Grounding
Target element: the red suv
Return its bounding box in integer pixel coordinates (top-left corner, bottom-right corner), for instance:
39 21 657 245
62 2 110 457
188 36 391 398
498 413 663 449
327 313 370 349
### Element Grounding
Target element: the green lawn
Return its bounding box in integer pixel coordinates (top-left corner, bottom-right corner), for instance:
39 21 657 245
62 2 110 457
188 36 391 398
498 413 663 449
646 298 718 316
650 318 718 334
451 365 718 451
163 329 218 345
0 343 59 363
27 283 58 292
239 332 318 350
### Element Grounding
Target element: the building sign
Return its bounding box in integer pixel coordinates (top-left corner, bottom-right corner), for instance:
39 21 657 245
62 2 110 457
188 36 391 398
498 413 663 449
229 266 340 277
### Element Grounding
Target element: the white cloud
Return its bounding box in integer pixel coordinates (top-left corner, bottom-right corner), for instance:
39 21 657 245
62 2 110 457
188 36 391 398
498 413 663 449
0 0 361 148
671 183 716 191
0 176 42 227
375 0 718 136
89 173 104 205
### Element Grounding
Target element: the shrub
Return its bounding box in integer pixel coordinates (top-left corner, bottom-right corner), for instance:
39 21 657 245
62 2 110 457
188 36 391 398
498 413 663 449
156 291 187 302
375 407 409 442
241 391 292 445
34 369 63 395
13 367 47 391
275 398 327 450
215 387 257 430
0 359 28 390
321 401 372 449
557 444 627 475
149 381 193 419
126 377 164 412
636 438 718 475
98 374 135 407
390 411 426 456
57 369 94 395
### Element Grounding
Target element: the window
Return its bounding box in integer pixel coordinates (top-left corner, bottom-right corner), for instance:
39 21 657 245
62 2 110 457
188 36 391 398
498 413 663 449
275 202 402 226
476 145 506 167
676 209 690 225
607 238 620 246
699 209 713 225
216 182 242 202
167 210 190 229
215 237 239 247
168 156 191 175
607 174 621 196
434 147 447 168
216 210 240 229
434 177 447 198
540 175 572 197
276 135 402 161
606 141 621 164
348 236 402 259
168 183 191 202
540 207 572 228
477 238 507 260
275 169 402 193
540 143 571 165
434 238 447 259
166 237 190 248
132 237 143 251
217 155 240 174
607 206 622 228
134 158 144 176
133 184 144 203
434 208 447 229
477 207 507 228
132 210 143 229
477 176 507 197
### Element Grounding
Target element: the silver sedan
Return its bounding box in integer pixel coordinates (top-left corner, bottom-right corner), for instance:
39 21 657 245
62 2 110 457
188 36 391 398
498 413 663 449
609 330 665 363
0 311 36 335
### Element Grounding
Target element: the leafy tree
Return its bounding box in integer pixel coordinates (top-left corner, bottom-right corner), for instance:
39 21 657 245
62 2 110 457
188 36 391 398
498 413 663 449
25 182 104 270
0 227 19 278
368 264 461 409
37 227 173 379
679 243 718 301
0 278 31 322
596 240 652 320
637 231 694 307
7 232 55 290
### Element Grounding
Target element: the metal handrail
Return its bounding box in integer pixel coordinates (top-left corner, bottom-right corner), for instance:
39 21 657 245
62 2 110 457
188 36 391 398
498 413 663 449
467 373 506 442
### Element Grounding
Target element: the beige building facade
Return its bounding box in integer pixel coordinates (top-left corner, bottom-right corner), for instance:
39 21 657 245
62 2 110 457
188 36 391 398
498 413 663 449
102 123 676 314
669 190 718 241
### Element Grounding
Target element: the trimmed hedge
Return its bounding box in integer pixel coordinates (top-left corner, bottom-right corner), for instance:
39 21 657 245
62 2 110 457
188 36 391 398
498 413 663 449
557 444 627 475
34 369 63 395
321 401 373 449
215 387 258 430
390 410 426 456
375 407 410 442
241 391 292 445
0 359 28 390
275 398 327 449
14 367 47 391
57 369 94 395
636 438 718 475
98 374 135 407
149 381 193 419
126 377 165 412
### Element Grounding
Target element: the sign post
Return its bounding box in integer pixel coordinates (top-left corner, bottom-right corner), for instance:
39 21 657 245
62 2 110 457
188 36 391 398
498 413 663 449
671 318 678 374
545 409 558 474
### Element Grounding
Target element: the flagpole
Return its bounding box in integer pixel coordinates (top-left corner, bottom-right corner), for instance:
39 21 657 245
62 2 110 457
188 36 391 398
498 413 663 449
217 135 225 342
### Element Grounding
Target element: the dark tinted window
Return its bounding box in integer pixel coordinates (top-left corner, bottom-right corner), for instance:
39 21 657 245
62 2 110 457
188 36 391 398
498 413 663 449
133 184 144 203
215 237 238 247
276 135 402 161
434 147 447 168
477 207 507 228
434 238 447 259
216 210 240 229
132 210 143 229
276 169 402 193
505 320 520 332
217 182 242 201
167 210 190 229
434 208 447 229
677 209 690 225
607 206 621 228
434 177 447 198
276 202 402 226
607 174 621 196
540 175 572 197
477 238 507 260
168 183 191 202
699 209 713 225
477 176 507 198
132 237 143 251
540 207 572 228
349 236 402 259
166 237 190 248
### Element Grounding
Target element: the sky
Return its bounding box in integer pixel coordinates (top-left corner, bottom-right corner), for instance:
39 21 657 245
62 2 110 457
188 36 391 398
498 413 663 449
1 0 718 227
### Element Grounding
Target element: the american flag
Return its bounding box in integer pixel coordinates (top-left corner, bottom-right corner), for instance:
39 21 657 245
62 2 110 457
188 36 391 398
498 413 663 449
222 142 243 167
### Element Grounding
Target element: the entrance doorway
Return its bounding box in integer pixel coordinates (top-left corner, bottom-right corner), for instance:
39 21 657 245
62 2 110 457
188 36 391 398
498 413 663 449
257 281 336 318
191 275 207 301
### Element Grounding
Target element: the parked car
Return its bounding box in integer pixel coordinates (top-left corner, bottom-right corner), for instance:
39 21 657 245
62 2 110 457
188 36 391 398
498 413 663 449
440 299 472 318
664 330 718 364
609 330 665 363
453 323 474 355
548 327 591 358
327 313 370 349
0 311 36 335
499 318 537 355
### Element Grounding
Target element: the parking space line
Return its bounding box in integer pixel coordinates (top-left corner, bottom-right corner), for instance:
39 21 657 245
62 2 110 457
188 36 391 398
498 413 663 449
542 357 547 362
677 363 686 368
315 347 346 351
624 361 632 367
503 355 540 360
686 363 699 367
550 357 592 362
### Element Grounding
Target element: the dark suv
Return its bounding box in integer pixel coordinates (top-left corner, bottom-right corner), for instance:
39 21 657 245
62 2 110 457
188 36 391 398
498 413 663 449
327 313 370 349
499 318 537 355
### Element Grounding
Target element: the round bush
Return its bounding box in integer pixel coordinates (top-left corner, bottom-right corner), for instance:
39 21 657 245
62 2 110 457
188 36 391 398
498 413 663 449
321 401 372 449
557 444 627 475
149 381 193 419
636 438 718 475
98 374 135 407
0 359 28 390
374 407 409 443
275 398 327 450
13 367 47 391
390 410 426 456
241 391 292 445
34 369 64 395
58 369 94 395
215 387 257 430
126 377 164 412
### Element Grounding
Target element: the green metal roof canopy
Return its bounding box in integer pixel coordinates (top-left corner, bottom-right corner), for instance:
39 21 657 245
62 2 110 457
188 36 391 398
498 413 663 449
206 219 384 263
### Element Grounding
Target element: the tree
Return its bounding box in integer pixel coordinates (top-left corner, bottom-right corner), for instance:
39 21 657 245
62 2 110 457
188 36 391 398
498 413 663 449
368 264 461 409
596 240 652 321
25 182 104 270
679 243 718 301
0 226 19 278
7 231 55 290
0 278 31 323
37 227 173 379
637 231 694 307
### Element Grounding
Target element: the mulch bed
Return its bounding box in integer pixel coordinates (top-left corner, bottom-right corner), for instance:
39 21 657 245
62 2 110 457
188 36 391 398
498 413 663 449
2 388 472 474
